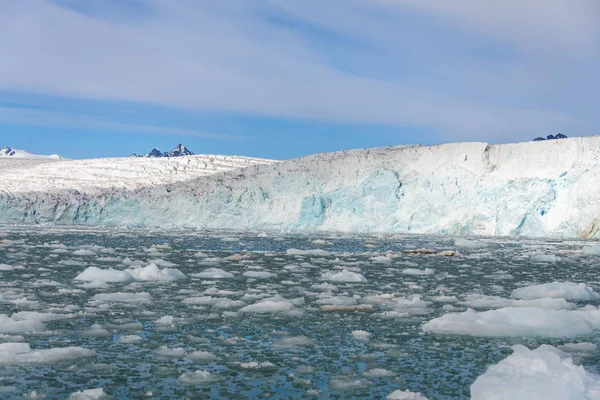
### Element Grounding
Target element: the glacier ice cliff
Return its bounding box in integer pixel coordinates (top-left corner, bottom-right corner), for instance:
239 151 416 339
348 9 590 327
2 137 600 238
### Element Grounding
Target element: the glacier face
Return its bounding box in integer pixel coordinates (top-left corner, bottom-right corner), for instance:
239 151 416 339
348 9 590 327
2 137 600 238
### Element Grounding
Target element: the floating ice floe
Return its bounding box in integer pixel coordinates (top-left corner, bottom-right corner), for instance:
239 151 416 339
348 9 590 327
462 294 576 310
363 368 395 377
232 361 277 371
0 314 46 333
191 268 234 279
243 271 276 279
582 245 600 256
401 268 434 276
423 307 600 338
118 335 143 344
189 351 217 363
454 238 489 249
74 264 186 285
68 388 106 400
0 343 94 364
320 269 367 283
470 344 600 400
272 336 313 349
155 346 186 358
0 264 24 271
91 292 152 304
387 389 429 400
374 296 433 318
529 253 560 263
126 264 186 281
178 370 225 385
11 311 76 322
286 249 330 257
328 376 370 392
80 324 111 338
240 295 301 313
511 282 600 301
351 330 372 341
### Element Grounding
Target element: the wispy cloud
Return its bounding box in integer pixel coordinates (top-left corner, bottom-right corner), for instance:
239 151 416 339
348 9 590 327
0 0 597 141
0 106 238 139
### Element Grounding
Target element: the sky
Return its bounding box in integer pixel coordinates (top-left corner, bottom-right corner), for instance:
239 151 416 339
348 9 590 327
0 0 598 160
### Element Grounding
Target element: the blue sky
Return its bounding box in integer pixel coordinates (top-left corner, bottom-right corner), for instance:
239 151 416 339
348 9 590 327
0 0 598 159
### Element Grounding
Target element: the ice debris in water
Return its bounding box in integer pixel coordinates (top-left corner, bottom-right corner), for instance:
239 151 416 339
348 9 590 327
118 335 143 344
470 344 600 400
272 336 313 349
68 388 106 400
189 351 217 363
74 264 186 284
320 269 367 283
0 343 95 364
454 238 488 249
462 294 576 310
582 245 600 256
191 267 234 279
286 249 330 257
423 307 600 338
351 330 372 341
387 389 429 400
510 282 600 301
0 314 46 333
91 292 152 304
401 268 434 276
178 370 224 385
154 346 186 358
80 324 111 338
239 295 301 313
242 271 276 279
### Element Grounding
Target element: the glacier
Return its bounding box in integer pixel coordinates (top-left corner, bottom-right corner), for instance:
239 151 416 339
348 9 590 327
2 137 600 238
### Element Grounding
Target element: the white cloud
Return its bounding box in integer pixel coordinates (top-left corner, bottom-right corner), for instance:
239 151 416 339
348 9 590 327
0 107 234 139
0 0 597 141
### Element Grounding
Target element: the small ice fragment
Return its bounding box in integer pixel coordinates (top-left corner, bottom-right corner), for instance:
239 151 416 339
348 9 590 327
387 389 429 400
351 330 372 341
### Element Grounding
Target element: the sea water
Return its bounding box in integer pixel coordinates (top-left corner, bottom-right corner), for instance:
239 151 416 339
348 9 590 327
1 226 599 399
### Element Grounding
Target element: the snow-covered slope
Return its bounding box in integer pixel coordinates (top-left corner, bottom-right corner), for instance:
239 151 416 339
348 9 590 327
0 147 62 159
2 137 600 238
0 154 274 193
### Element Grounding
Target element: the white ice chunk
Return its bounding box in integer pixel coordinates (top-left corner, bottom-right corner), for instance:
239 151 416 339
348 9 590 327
272 336 313 349
240 295 297 313
320 269 367 283
463 294 576 310
423 307 600 338
470 344 600 400
351 330 372 341
178 370 224 385
80 324 111 338
155 346 186 358
243 271 276 279
0 343 94 364
126 263 186 281
118 335 143 344
91 292 152 304
68 388 106 400
189 351 217 363
511 282 600 301
11 311 76 322
192 268 234 279
401 268 434 276
74 267 134 283
387 389 429 400
0 314 46 333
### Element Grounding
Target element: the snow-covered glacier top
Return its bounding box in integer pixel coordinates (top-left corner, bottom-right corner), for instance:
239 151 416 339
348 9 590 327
0 154 274 194
2 136 600 238
0 147 63 159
